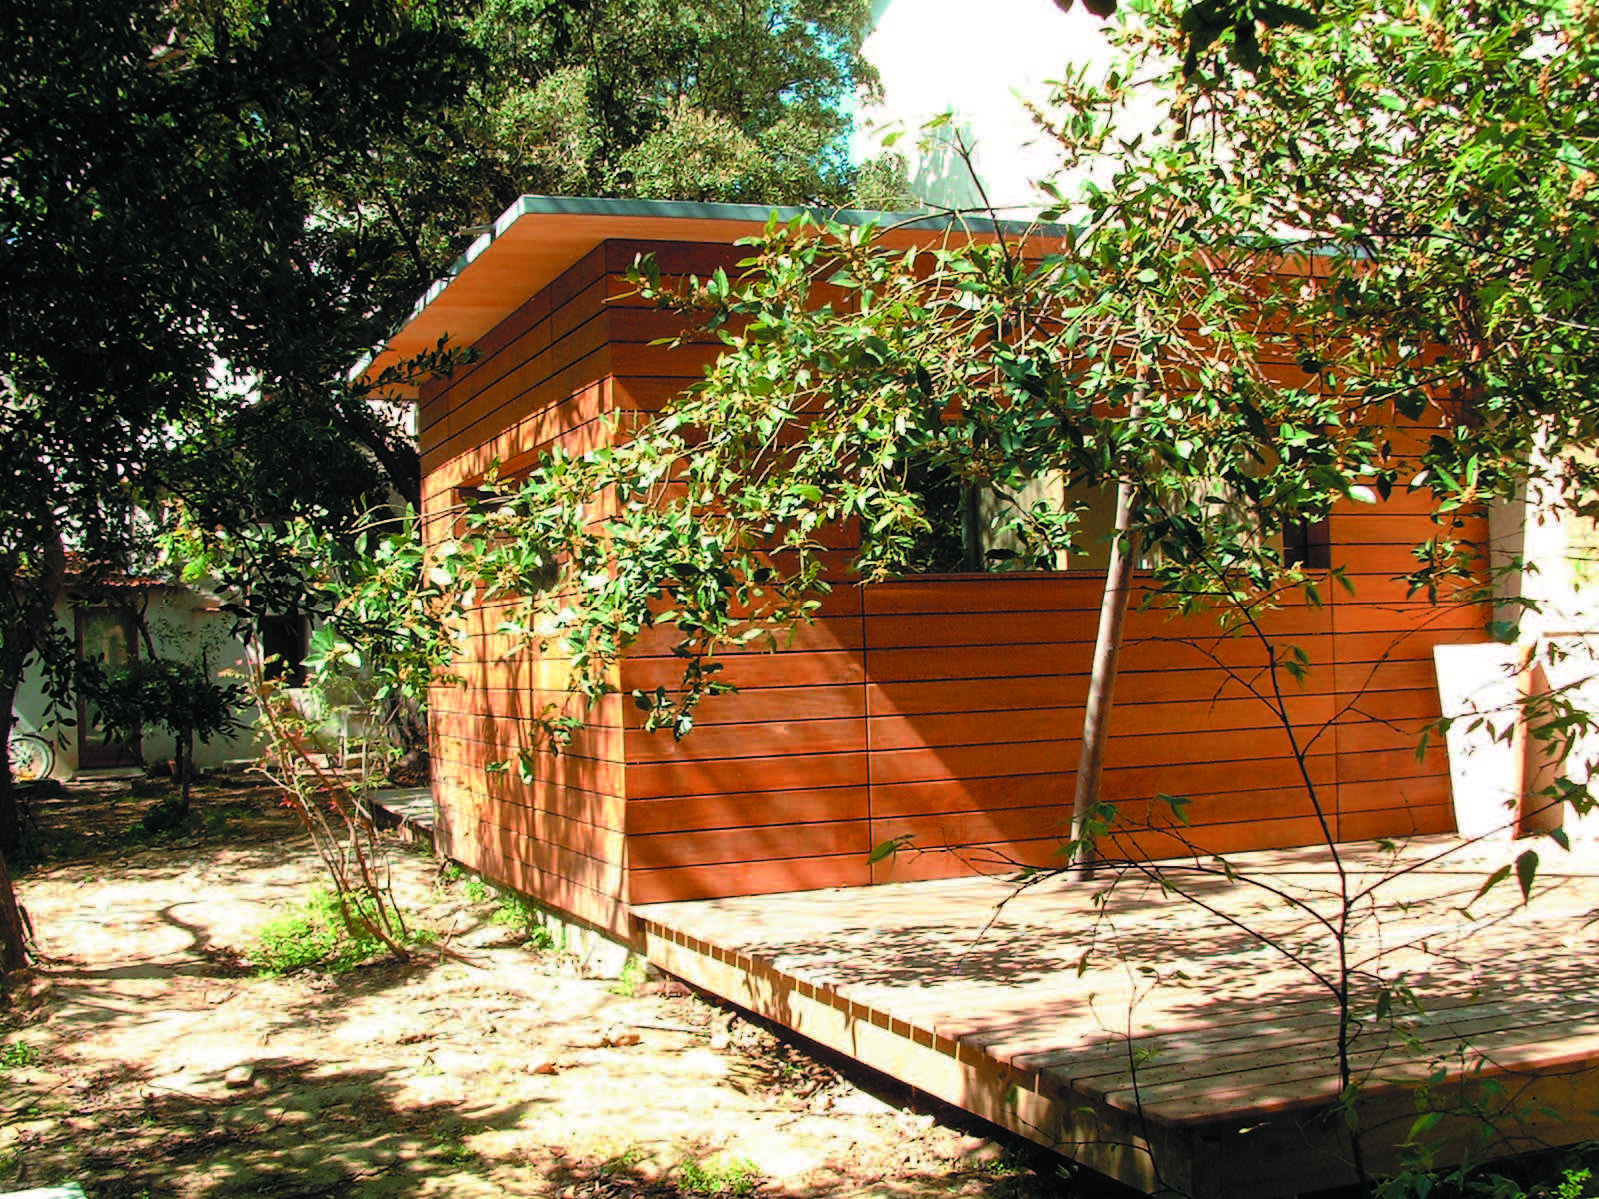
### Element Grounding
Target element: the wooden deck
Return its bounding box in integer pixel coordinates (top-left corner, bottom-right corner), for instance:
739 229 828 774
635 835 1599 1198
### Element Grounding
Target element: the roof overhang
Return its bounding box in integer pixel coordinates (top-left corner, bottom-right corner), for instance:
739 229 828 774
355 195 1058 398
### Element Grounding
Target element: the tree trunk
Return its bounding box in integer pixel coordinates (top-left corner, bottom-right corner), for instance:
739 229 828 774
175 731 192 820
0 673 21 856
0 845 29 973
1067 461 1141 881
1067 389 1147 879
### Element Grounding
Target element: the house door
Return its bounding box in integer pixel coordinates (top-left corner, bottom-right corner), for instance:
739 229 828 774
76 607 141 769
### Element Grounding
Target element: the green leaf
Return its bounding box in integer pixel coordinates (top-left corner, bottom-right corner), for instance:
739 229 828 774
1515 849 1539 903
868 834 914 863
1470 864 1511 907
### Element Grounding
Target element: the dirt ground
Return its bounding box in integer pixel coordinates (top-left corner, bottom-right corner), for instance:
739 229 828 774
0 777 1094 1199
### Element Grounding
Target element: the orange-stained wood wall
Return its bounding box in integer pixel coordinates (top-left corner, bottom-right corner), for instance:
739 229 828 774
418 239 1487 934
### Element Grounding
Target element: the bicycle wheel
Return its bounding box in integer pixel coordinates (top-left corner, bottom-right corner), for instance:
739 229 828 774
7 733 53 782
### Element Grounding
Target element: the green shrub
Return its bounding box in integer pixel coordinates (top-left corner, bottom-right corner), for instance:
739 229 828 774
251 890 386 975
676 1155 758 1197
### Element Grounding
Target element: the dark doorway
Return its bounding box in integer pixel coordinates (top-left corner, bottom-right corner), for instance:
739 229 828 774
76 607 142 768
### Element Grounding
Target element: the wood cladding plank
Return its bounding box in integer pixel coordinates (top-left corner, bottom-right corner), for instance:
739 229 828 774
632 683 866 728
432 348 614 472
436 743 625 797
626 750 868 801
432 710 622 763
628 787 869 836
866 720 1332 789
629 818 871 871
477 822 624 896
479 809 626 864
602 239 745 278
625 616 864 658
624 716 864 764
628 852 872 904
868 695 1336 753
866 668 1271 718
864 575 1106 616
623 648 866 691
450 782 625 832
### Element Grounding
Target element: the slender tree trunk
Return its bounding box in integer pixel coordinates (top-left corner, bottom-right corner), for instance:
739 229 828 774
0 845 28 973
0 672 22 855
1067 441 1142 881
176 731 192 820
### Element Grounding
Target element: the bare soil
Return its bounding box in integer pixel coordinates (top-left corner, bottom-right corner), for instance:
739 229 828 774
1 778 1088 1199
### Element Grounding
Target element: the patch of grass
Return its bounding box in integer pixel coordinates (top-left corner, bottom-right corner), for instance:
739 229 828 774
489 889 541 931
0 1041 39 1072
433 1133 480 1169
129 795 190 838
1376 1148 1599 1199
677 1154 759 1197
250 890 395 975
608 955 647 997
965 1144 1033 1177
596 1144 646 1176
450 866 564 951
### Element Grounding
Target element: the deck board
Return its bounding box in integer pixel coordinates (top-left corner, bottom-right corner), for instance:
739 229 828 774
635 835 1599 1197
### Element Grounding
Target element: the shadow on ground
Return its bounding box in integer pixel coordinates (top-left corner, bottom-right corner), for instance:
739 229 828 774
5 1053 545 1198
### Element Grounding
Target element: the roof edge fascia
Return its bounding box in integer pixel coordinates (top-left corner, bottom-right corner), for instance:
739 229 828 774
354 195 1059 397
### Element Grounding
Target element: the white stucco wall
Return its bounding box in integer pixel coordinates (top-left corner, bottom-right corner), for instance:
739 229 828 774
12 587 262 778
141 587 262 771
11 608 77 776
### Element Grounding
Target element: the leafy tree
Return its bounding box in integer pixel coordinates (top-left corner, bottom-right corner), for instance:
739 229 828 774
464 0 890 206
84 658 249 823
156 0 904 772
0 0 480 967
432 0 1597 1182
451 0 1598 777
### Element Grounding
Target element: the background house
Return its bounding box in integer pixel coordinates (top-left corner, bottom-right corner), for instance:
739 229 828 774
12 575 276 778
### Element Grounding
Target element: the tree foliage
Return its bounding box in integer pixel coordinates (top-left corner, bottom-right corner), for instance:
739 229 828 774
0 0 479 966
84 657 249 820
444 0 1598 771
465 0 890 206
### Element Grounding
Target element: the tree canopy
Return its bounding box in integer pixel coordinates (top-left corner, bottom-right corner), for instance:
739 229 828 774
0 0 899 965
1 1 480 844
464 0 887 205
1 0 893 717
447 0 1598 768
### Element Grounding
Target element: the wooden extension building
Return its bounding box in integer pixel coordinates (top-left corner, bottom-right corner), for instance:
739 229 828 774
362 196 1488 946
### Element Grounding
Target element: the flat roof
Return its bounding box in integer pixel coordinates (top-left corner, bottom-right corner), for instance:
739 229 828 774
355 195 1055 396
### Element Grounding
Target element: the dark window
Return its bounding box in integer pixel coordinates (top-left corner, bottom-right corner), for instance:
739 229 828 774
1283 518 1333 569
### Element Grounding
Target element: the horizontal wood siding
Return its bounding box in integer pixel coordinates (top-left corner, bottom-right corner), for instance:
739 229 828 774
419 235 1490 912
622 495 1488 900
606 242 878 904
421 244 633 938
